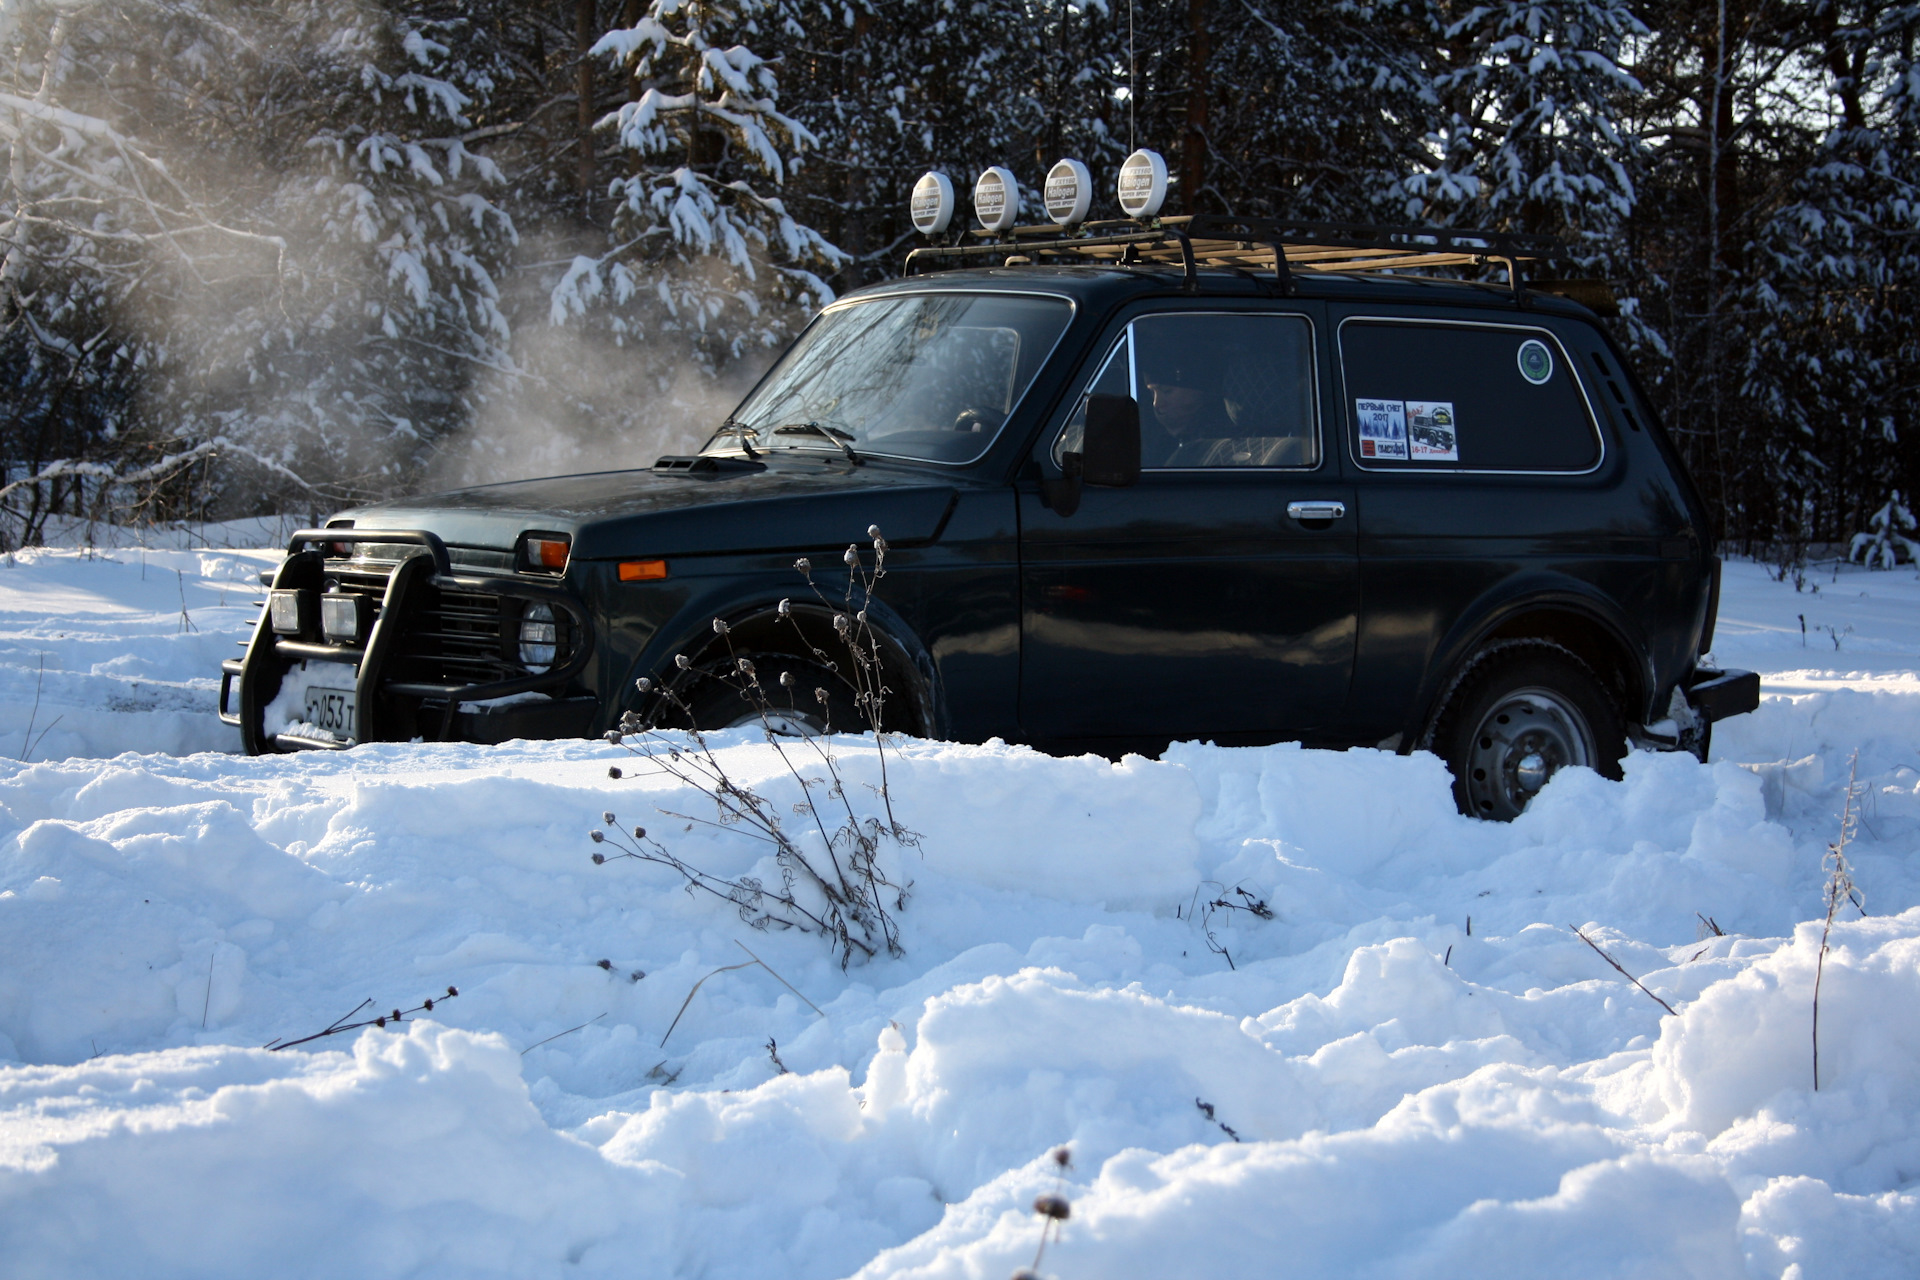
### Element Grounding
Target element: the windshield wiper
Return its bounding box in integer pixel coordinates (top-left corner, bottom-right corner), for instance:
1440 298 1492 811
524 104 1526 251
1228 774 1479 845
772 421 862 464
708 420 761 458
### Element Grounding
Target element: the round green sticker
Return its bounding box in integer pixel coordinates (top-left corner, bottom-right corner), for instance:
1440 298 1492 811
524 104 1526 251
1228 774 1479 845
1517 339 1554 385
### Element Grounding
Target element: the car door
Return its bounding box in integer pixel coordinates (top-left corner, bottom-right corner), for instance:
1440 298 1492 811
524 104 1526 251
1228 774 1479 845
1017 306 1359 748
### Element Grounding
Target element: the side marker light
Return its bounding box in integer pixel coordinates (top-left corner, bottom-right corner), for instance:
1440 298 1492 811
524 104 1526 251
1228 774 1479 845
618 559 668 582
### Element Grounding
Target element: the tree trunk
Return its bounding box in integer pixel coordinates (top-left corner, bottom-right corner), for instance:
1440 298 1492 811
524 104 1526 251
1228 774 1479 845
1184 0 1209 213
577 0 597 203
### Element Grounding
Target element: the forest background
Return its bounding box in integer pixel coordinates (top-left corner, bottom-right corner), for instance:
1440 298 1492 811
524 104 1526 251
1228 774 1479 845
0 0 1913 557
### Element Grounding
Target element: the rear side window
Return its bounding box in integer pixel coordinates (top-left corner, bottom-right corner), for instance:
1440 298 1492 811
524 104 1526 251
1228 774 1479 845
1339 321 1600 472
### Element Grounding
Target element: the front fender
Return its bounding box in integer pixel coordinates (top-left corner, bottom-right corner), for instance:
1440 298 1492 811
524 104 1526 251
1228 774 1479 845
622 589 942 738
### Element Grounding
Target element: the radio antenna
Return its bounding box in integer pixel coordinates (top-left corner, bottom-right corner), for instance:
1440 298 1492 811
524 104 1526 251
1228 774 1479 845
1127 0 1137 152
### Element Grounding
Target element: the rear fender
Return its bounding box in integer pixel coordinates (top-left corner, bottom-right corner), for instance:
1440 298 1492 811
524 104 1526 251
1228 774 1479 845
1410 576 1653 749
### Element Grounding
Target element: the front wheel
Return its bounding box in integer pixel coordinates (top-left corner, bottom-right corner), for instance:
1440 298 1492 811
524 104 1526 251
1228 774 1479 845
675 653 862 737
1433 644 1625 821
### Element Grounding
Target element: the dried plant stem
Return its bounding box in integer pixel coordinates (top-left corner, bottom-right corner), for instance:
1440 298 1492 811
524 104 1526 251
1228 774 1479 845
522 1013 605 1056
660 960 758 1047
598 530 918 968
1814 750 1867 1091
659 946 827 1047
18 654 44 761
1571 924 1678 1016
264 987 459 1051
734 939 825 1018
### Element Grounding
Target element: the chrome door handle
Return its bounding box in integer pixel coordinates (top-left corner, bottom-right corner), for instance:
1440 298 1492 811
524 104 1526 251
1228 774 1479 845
1287 501 1347 521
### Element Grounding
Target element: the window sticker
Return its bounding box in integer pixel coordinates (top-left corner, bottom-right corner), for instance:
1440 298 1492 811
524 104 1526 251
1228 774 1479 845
1406 401 1458 461
1354 398 1409 459
1517 339 1554 385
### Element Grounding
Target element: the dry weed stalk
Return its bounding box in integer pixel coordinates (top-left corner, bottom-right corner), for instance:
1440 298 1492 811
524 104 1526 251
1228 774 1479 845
656 942 825 1047
264 987 459 1051
1570 925 1677 1016
593 528 918 968
1180 881 1274 970
1011 1146 1074 1280
1814 750 1868 1091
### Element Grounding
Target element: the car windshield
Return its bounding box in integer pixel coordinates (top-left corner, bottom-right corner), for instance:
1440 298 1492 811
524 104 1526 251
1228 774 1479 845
711 293 1073 464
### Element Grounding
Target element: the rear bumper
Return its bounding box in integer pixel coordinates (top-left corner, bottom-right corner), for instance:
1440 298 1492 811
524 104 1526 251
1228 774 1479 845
220 528 596 753
1684 667 1760 723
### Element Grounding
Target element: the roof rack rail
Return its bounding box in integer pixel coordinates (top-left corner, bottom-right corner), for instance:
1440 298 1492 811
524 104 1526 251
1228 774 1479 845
903 215 1573 300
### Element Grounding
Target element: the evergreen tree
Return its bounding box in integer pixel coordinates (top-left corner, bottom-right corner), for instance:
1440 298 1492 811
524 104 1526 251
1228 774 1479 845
0 0 515 528
552 0 844 371
1398 0 1645 258
1850 490 1920 568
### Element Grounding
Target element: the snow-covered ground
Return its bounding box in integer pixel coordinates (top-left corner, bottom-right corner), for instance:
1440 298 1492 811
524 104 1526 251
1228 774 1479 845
2 544 1917 1278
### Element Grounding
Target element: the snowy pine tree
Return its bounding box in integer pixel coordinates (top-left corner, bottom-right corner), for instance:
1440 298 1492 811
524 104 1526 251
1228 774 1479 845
1397 0 1645 260
553 0 843 377
0 0 516 525
1737 2 1920 549
1851 491 1920 569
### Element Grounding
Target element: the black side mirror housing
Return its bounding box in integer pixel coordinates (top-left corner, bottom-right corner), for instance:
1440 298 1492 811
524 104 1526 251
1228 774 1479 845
1042 393 1140 517
1082 394 1141 487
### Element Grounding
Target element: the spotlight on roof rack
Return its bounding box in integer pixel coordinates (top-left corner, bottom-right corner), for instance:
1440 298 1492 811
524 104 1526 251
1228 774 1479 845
1116 149 1168 219
1043 159 1092 227
973 166 1019 234
910 171 955 235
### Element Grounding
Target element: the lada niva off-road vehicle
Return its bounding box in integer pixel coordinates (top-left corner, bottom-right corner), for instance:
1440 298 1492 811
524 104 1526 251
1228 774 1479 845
220 211 1759 820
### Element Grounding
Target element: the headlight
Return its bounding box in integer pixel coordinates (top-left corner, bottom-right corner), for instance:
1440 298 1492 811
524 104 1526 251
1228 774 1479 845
519 603 558 672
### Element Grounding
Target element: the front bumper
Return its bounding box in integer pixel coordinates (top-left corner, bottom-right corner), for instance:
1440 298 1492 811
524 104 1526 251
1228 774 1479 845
219 528 597 753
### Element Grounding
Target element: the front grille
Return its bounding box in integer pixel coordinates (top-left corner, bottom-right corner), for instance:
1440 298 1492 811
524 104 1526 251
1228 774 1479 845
402 584 518 684
322 557 575 688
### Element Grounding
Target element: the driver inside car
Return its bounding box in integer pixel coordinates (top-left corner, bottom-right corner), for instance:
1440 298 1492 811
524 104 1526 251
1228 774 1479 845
1140 357 1235 466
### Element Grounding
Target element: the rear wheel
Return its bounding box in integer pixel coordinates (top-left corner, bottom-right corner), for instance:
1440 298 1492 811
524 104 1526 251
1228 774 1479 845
1434 644 1625 821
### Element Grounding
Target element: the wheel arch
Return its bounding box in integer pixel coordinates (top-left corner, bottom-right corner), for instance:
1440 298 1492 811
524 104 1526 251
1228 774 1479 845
625 593 940 737
1412 582 1653 749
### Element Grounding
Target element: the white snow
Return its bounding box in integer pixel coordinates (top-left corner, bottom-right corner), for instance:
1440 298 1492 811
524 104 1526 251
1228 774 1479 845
1 546 1917 1278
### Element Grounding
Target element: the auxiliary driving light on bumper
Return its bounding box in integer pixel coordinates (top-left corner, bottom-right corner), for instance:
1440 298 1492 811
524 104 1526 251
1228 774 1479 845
269 589 314 635
321 592 371 645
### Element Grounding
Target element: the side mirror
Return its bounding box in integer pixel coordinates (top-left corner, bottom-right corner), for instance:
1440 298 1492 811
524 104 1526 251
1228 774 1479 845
1042 393 1140 517
1082 394 1141 487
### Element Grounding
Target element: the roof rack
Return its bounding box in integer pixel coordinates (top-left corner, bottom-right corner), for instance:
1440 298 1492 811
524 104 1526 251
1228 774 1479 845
902 214 1574 301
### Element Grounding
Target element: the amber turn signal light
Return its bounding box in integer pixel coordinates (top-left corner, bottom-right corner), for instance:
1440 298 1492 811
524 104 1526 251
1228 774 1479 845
617 559 668 582
527 537 570 570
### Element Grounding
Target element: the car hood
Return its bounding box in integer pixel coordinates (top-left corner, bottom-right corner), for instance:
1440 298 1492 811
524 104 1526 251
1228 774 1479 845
335 461 962 560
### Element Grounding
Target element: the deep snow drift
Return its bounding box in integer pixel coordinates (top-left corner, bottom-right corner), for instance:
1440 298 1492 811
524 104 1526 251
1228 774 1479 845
2 544 1917 1279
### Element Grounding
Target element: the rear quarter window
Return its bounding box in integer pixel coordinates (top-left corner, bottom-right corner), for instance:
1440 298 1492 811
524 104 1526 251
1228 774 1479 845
1339 320 1600 472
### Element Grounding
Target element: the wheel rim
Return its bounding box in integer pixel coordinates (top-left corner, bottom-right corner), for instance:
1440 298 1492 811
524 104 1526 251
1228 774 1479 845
717 706 827 738
1463 685 1595 820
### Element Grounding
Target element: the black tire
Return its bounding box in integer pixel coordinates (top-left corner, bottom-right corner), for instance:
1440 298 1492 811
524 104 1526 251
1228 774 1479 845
1433 643 1626 821
676 653 864 737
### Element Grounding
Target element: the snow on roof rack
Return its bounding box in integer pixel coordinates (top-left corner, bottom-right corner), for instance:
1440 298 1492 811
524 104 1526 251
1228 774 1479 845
902 214 1575 301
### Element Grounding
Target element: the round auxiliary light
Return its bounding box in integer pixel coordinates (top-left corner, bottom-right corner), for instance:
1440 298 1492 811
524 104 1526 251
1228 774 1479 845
973 166 1019 234
910 171 955 235
1043 158 1092 226
1116 148 1168 219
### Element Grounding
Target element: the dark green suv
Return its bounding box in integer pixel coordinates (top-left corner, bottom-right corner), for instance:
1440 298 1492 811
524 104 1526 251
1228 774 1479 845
220 218 1758 819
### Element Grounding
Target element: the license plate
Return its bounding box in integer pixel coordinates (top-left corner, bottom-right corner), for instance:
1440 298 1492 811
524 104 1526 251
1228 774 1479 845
305 687 355 736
